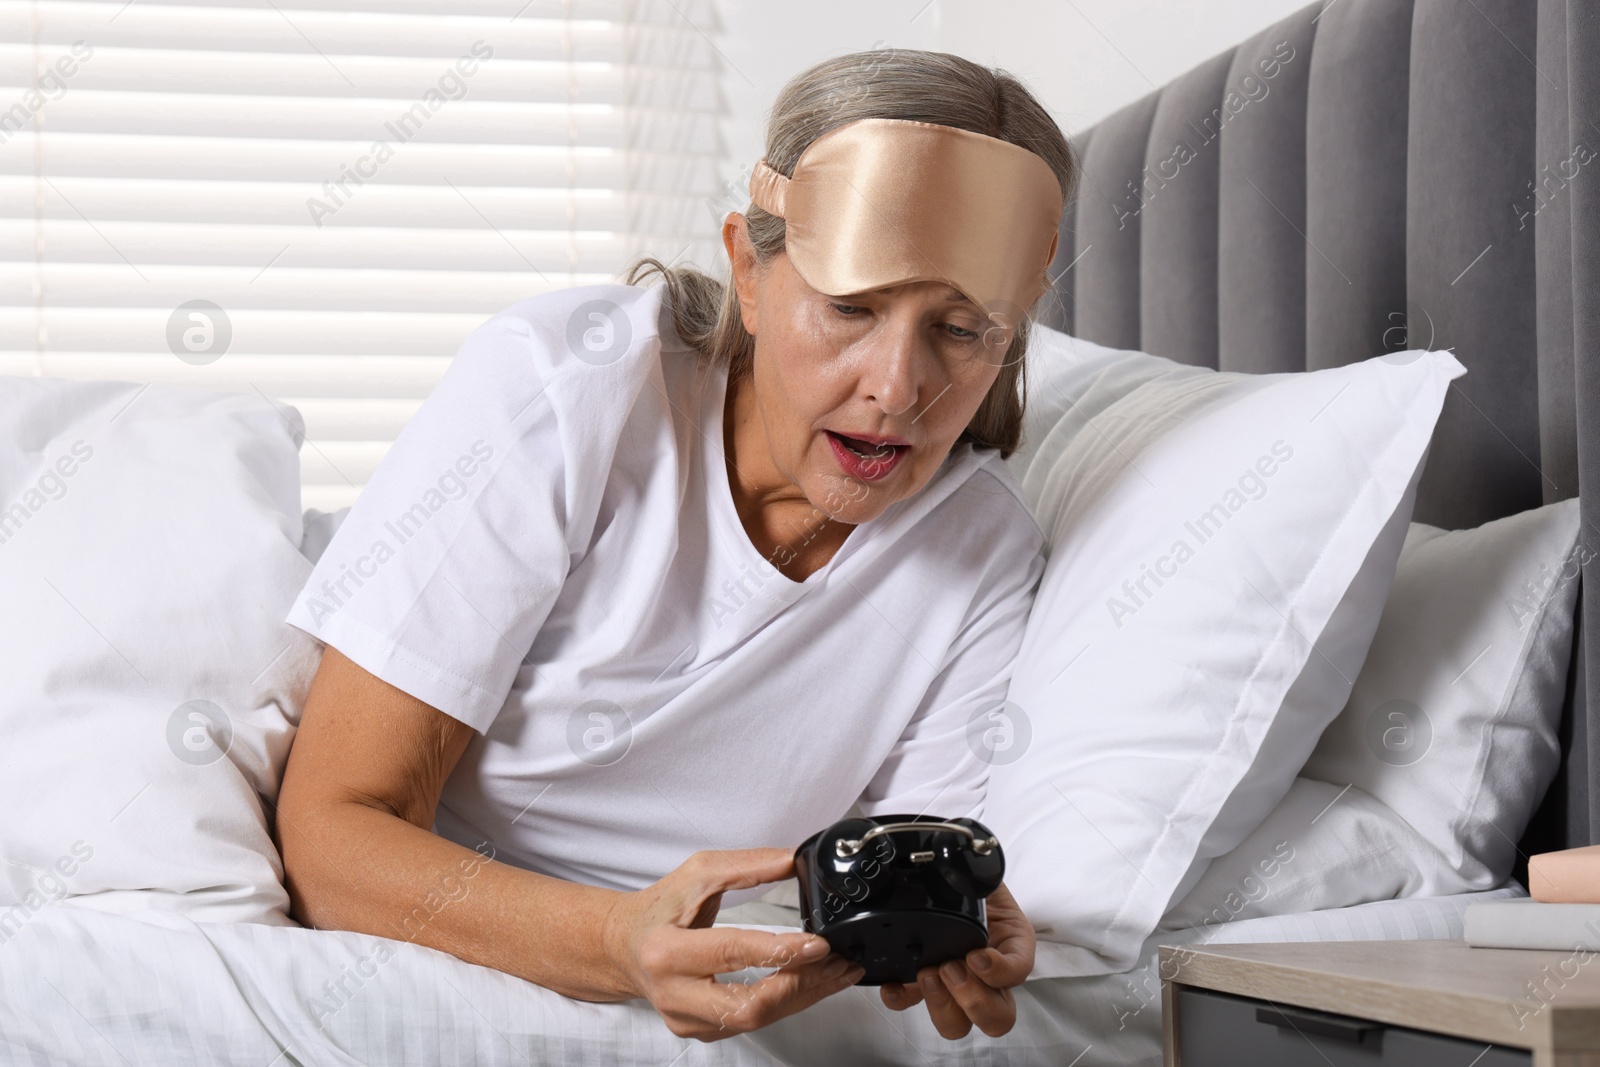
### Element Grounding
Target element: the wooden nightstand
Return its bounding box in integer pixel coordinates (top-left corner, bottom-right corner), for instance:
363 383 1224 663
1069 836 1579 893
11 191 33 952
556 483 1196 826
1160 940 1600 1066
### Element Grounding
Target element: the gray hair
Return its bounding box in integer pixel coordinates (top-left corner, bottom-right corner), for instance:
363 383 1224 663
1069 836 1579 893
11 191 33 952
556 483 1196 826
625 48 1077 458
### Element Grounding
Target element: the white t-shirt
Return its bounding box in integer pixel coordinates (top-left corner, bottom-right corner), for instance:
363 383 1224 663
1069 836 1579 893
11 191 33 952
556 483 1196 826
285 282 1045 908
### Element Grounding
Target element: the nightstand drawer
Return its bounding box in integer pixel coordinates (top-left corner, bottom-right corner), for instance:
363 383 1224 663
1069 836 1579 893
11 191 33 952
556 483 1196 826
1176 988 1530 1066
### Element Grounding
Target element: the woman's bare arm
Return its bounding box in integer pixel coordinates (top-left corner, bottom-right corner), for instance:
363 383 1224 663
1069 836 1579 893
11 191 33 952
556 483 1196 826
274 646 637 1000
274 647 863 1034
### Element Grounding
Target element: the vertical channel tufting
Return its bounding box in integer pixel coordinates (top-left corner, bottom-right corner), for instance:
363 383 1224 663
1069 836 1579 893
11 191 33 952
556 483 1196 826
1217 4 1319 373
1067 0 1596 857
1140 50 1234 368
1406 0 1541 530
1520 0 1586 867
1304 0 1415 371
1570 1 1600 846
1071 95 1158 350
1039 129 1094 337
1537 0 1579 505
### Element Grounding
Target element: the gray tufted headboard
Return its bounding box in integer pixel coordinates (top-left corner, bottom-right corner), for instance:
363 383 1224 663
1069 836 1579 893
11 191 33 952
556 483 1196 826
1039 0 1600 874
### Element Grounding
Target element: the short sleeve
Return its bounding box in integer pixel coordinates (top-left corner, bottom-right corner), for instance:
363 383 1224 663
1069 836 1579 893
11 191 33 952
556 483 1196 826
284 317 579 733
854 519 1046 823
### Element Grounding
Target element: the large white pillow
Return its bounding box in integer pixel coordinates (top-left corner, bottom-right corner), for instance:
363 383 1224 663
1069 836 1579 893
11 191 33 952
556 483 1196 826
1302 498 1581 888
1157 776 1463 935
1008 330 1418 920
0 376 320 926
1162 498 1582 932
1162 464 1418 912
992 329 1461 978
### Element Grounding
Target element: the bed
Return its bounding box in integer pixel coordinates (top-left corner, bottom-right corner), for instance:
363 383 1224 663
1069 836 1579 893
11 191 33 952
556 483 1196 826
2 1 1596 1064
0 886 1523 1066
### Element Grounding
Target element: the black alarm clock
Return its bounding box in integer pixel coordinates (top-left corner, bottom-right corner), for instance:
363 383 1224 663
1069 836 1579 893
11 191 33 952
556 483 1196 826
792 813 1005 985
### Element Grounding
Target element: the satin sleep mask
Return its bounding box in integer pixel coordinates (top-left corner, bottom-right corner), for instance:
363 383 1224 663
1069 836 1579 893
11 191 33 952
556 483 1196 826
746 117 1063 346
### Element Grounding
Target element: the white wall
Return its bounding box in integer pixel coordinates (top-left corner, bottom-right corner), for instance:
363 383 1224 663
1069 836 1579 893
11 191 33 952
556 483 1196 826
934 0 1316 134
707 0 1309 265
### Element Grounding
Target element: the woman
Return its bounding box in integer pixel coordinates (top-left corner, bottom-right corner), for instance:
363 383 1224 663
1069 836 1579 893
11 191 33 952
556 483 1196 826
274 48 1076 1044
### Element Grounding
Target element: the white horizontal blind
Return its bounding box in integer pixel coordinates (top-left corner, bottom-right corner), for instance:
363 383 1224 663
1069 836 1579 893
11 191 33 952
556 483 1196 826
0 0 726 511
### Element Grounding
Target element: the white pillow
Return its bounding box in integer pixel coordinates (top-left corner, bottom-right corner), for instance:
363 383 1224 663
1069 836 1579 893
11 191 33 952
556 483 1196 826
1008 330 1415 921
1301 498 1582 887
1158 776 1465 934
301 506 349 563
0 376 320 926
992 329 1461 978
1164 463 1418 912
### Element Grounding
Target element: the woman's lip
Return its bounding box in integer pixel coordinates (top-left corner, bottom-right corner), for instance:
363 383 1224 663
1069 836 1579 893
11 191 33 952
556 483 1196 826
832 430 909 447
825 430 908 482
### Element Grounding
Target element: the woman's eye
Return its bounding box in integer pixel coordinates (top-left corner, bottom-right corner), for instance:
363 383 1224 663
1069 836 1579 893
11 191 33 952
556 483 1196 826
829 303 979 342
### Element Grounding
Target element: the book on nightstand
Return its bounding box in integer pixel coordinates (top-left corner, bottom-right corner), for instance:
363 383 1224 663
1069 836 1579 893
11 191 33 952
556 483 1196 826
1464 899 1600 950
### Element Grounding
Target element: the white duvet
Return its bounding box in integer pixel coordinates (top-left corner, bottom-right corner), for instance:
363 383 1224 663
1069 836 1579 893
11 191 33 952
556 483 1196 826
0 887 1520 1066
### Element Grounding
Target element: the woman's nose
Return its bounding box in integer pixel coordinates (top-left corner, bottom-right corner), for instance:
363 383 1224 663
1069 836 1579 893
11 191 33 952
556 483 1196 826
857 318 925 417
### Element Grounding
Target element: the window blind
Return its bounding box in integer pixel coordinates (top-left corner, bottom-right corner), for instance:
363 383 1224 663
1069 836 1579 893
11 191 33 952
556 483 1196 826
0 0 726 511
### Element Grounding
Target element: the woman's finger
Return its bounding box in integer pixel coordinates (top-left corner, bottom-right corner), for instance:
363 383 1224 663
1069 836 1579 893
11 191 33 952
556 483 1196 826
937 959 1018 1038
915 966 974 1040
973 883 1036 988
671 954 863 1038
653 925 832 979
641 848 798 929
732 955 867 1028
675 848 798 899
879 980 923 1012
964 941 1031 992
983 882 1031 939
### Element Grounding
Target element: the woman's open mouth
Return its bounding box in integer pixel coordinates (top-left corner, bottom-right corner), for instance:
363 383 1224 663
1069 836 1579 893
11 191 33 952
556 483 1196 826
825 430 908 482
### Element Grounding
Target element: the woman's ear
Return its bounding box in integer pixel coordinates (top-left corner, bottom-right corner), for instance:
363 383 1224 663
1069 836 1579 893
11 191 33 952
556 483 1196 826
722 212 761 336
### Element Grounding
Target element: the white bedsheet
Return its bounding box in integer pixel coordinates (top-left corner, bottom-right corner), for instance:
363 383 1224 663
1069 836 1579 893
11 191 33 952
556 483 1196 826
0 886 1523 1067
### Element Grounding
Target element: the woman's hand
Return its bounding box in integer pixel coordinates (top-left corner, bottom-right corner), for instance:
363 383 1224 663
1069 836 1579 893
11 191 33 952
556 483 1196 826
604 847 866 1041
878 880 1035 1039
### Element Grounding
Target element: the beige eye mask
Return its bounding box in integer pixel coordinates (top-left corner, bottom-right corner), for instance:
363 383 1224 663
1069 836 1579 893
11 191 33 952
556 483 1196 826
746 117 1063 338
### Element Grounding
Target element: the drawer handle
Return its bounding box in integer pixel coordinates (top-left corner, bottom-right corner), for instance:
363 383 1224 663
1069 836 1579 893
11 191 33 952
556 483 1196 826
1254 1004 1384 1045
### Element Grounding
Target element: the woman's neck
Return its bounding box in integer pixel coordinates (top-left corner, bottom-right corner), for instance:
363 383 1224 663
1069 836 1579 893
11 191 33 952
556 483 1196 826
722 368 853 582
